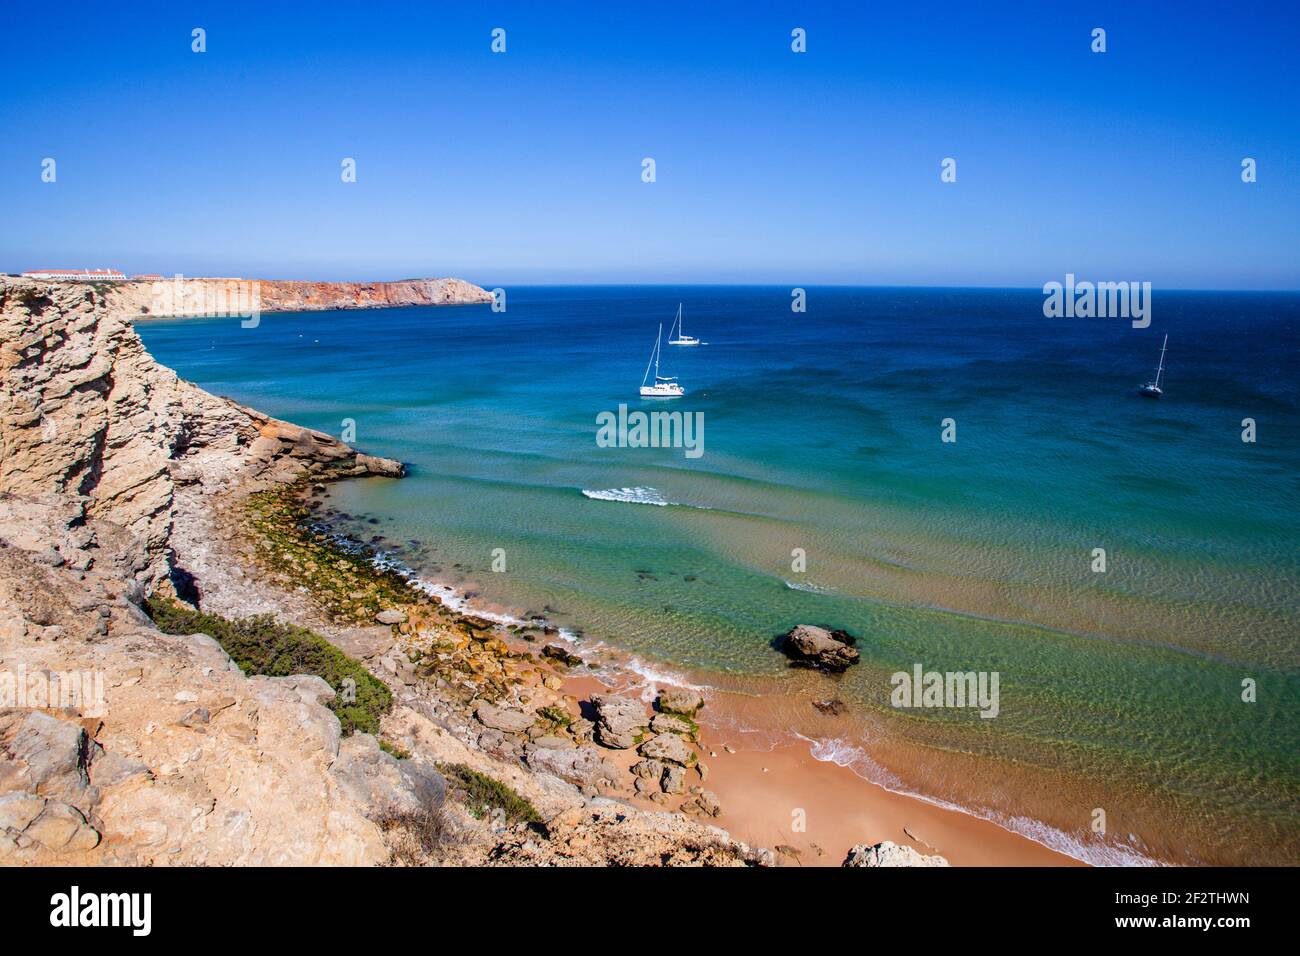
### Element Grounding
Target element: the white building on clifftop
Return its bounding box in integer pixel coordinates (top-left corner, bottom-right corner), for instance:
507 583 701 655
22 268 127 281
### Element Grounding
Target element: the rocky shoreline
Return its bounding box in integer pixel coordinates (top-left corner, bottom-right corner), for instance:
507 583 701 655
0 275 949 867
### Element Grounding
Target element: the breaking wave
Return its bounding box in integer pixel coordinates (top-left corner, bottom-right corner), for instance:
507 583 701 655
581 486 673 506
784 579 834 593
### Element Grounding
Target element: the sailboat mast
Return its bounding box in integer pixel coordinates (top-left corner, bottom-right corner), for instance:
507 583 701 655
642 326 659 387
655 323 662 378
1156 334 1168 387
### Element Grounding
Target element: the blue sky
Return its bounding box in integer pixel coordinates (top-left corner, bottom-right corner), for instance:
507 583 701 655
1 1 1296 288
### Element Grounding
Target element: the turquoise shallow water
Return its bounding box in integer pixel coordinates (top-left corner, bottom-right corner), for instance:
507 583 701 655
138 286 1300 865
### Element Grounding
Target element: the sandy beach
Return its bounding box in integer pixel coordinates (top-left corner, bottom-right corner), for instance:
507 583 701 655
554 669 1076 866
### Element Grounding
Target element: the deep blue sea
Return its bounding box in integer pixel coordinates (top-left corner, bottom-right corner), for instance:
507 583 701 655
137 286 1300 865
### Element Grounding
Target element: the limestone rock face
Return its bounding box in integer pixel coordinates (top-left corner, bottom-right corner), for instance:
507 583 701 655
843 840 950 867
780 624 861 672
0 277 405 587
650 712 694 736
0 494 423 866
330 733 445 815
523 742 619 791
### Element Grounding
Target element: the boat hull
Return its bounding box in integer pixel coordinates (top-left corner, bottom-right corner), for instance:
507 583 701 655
640 386 684 398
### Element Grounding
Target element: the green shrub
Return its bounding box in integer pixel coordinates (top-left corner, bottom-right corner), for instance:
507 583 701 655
439 763 542 825
379 739 410 760
145 595 391 736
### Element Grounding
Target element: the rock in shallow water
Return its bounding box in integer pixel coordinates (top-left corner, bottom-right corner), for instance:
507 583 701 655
780 624 860 673
812 698 849 716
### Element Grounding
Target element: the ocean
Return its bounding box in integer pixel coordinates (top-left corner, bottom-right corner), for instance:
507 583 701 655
136 285 1300 866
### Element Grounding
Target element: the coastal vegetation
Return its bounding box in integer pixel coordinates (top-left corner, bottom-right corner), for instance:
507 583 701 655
378 739 411 760
372 803 458 866
438 763 542 826
144 595 392 736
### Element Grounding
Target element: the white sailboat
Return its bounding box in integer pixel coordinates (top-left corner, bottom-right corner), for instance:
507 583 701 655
666 302 701 346
1139 334 1168 398
640 323 684 397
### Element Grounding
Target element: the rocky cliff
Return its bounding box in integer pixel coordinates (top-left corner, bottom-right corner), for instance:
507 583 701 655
104 276 492 318
0 276 762 868
0 277 405 588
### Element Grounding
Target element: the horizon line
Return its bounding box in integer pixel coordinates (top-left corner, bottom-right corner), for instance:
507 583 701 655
8 272 1298 295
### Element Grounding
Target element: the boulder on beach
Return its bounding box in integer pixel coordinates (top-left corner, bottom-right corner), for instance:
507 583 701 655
780 624 860 673
631 759 665 779
591 695 648 749
638 732 695 766
656 688 704 715
680 788 722 818
842 841 950 867
650 712 695 736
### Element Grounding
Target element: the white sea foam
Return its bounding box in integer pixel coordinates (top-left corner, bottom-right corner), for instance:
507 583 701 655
794 732 1165 867
365 546 586 642
624 657 712 702
575 637 712 702
794 733 903 788
581 486 673 506
784 579 834 593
